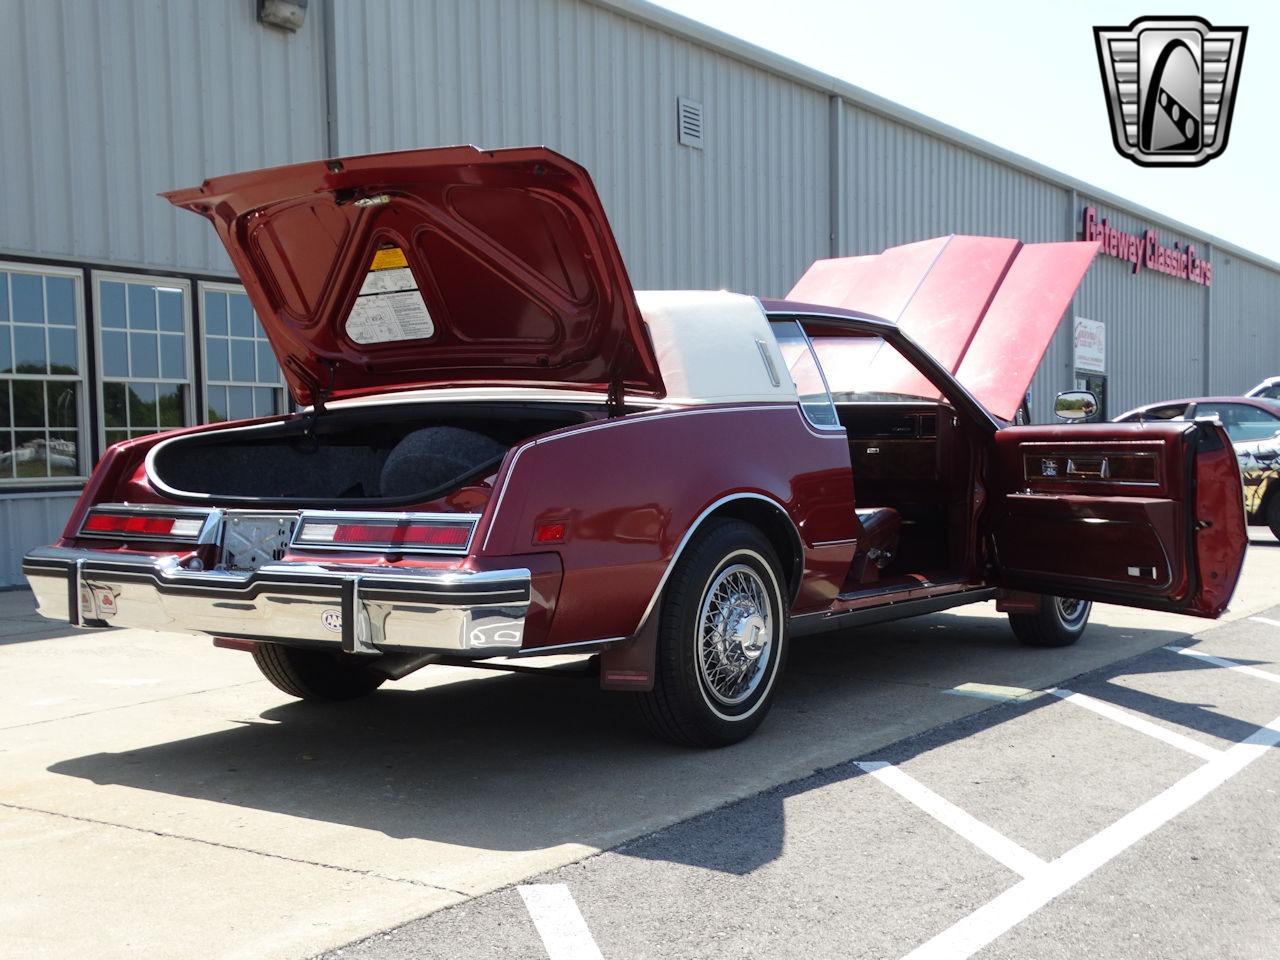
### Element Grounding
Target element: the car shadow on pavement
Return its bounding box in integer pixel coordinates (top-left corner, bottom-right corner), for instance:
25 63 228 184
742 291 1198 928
46 611 1253 875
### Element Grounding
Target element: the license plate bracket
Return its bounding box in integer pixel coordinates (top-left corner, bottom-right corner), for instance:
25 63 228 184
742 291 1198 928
219 512 299 571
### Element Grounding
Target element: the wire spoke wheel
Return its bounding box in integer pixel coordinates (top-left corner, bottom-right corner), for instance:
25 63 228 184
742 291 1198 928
1054 596 1091 630
697 562 774 706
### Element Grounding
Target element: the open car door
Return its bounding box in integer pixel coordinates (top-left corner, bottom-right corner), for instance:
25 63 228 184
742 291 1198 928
989 419 1247 617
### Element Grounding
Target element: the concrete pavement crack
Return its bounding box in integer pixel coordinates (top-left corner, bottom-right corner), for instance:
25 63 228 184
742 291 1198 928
0 801 471 898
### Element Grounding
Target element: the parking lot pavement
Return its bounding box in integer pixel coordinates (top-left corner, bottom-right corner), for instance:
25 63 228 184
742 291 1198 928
1 534 1277 959
326 607 1280 960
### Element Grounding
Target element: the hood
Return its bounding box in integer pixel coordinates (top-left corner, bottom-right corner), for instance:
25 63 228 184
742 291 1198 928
788 235 1099 420
164 146 664 405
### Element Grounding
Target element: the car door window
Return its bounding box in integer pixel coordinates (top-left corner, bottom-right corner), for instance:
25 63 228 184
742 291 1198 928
768 320 839 428
1139 403 1191 421
1196 402 1280 443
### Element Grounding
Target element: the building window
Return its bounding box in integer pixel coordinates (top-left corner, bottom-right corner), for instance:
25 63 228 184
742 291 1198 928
94 273 194 448
0 262 88 483
200 283 286 422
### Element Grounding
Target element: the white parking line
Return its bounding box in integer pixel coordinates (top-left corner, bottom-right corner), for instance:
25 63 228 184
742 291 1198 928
856 762 1046 879
1249 616 1280 629
1048 688 1222 761
901 712 1280 960
1164 646 1280 684
518 884 604 960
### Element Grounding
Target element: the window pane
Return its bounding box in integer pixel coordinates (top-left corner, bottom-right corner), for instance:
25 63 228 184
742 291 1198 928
130 332 159 378
206 385 228 422
0 430 13 479
0 382 9 426
205 337 229 381
227 385 253 421
105 429 128 448
205 291 227 335
127 284 156 330
100 281 127 329
253 387 276 417
103 382 127 429
46 277 76 326
160 333 185 379
48 430 79 476
231 338 255 381
102 330 129 378
48 326 77 374
13 324 47 372
157 288 184 332
11 273 44 324
0 322 11 373
128 383 157 430
256 342 280 383
12 380 44 427
229 294 254 337
157 384 183 428
13 431 47 479
46 382 77 428
0 273 8 323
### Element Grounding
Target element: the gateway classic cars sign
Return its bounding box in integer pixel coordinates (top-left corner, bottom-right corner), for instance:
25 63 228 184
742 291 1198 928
1081 206 1212 286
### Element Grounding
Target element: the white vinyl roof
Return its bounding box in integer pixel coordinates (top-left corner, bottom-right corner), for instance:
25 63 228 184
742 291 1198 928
637 290 798 405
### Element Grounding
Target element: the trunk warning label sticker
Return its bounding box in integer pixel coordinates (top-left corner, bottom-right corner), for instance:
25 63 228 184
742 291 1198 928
344 245 435 344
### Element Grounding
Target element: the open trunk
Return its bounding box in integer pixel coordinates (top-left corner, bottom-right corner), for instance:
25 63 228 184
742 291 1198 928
147 402 600 506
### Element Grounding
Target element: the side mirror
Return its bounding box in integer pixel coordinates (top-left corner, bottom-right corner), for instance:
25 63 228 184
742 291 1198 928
1054 390 1098 422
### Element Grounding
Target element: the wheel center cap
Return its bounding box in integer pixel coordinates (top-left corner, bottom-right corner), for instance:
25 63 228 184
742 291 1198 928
731 612 768 660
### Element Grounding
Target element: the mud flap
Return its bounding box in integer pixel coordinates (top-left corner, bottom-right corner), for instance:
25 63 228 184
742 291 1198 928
599 611 659 691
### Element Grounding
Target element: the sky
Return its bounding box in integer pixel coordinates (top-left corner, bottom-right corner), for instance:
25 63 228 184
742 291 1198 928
651 0 1279 262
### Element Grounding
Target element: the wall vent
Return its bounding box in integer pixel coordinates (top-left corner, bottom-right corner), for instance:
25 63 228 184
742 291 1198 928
677 97 704 149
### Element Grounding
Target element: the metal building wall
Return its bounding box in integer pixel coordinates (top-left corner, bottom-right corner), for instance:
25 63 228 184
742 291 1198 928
1210 255 1280 394
329 0 831 297
0 492 78 587
0 0 328 274
1073 200 1209 416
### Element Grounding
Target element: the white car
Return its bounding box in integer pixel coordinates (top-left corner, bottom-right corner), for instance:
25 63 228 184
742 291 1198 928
1246 377 1280 401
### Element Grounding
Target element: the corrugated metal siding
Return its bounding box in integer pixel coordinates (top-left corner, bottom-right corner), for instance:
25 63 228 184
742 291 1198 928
840 106 1066 254
0 0 327 274
1209 255 1280 394
1074 201 1207 416
330 0 830 296
0 492 77 586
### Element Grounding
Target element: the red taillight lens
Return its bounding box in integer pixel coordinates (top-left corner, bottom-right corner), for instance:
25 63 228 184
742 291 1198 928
80 509 207 540
294 515 477 552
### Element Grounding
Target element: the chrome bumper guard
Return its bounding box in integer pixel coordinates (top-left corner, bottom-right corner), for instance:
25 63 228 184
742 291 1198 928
22 546 531 655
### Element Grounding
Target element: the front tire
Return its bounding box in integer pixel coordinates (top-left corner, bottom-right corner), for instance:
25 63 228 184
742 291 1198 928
1008 596 1092 648
637 519 788 747
252 643 386 701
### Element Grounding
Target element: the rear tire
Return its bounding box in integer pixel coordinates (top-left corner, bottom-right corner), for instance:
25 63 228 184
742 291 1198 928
1008 596 1092 648
252 643 386 701
637 519 788 747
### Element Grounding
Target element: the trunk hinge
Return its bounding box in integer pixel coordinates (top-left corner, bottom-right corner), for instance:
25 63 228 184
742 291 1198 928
606 343 633 419
304 360 339 433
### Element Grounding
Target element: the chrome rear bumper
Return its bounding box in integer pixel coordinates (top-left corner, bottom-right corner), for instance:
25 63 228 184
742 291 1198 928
22 546 530 655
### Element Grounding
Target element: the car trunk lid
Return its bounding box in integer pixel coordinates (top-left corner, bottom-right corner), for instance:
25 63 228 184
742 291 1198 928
164 146 664 406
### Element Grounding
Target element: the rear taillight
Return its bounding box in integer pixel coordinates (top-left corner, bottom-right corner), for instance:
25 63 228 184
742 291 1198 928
79 506 213 542
292 513 479 554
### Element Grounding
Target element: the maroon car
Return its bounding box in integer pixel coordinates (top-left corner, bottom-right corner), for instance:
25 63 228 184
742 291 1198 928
23 147 1247 746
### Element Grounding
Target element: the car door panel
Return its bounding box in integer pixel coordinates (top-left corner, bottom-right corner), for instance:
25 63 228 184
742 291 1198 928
990 421 1245 616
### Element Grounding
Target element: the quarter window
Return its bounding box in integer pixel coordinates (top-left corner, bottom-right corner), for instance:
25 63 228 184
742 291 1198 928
95 273 193 447
0 263 87 482
769 320 840 428
200 284 286 422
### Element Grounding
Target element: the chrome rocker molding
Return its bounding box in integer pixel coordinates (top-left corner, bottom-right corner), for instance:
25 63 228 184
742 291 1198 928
22 545 531 656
